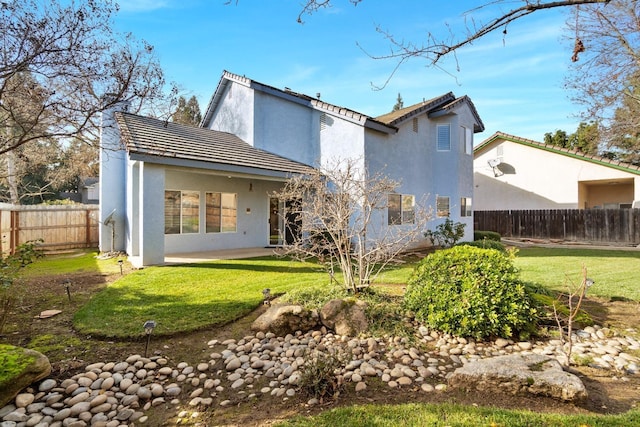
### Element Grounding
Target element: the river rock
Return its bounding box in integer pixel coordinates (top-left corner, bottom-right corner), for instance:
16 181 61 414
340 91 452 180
0 346 51 407
251 304 319 336
448 353 587 401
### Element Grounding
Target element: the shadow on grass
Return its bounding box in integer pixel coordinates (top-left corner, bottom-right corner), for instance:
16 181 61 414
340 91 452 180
165 257 325 274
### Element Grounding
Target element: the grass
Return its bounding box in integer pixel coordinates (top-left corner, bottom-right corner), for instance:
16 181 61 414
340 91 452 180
276 402 640 427
22 249 123 278
15 246 640 425
514 247 640 301
73 257 329 338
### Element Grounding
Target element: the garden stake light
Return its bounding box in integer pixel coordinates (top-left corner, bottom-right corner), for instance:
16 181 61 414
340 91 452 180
118 259 123 275
63 279 71 302
143 320 157 357
262 288 271 305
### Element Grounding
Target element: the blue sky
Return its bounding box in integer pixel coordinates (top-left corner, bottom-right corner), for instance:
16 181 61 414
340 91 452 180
113 1 583 144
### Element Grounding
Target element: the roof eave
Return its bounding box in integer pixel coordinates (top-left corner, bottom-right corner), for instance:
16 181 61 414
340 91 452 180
128 152 307 180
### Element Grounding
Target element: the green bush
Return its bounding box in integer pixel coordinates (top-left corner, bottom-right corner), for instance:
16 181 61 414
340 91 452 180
474 231 501 242
456 239 506 252
424 218 466 247
403 246 537 340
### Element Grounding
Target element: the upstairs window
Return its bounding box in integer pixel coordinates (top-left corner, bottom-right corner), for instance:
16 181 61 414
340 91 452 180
460 126 472 154
437 124 451 151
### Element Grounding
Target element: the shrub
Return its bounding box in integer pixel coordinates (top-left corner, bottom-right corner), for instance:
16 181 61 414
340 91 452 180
298 349 346 401
403 246 537 340
456 239 506 252
424 218 466 248
474 231 501 242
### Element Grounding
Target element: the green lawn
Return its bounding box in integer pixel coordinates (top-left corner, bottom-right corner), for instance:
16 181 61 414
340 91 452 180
276 402 640 427
22 249 123 278
514 247 640 301
73 257 329 338
20 247 640 425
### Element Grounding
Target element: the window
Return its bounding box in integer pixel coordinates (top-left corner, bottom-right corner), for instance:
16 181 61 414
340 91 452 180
388 194 415 225
436 196 450 217
164 190 199 234
206 192 237 233
460 126 472 154
460 197 472 217
437 124 451 151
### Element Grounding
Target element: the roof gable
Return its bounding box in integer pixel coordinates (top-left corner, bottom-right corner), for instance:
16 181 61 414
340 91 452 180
475 131 640 176
202 70 397 134
202 70 485 135
375 93 484 133
115 112 314 176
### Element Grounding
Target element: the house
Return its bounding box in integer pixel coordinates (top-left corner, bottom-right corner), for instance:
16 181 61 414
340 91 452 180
99 70 484 267
474 132 640 210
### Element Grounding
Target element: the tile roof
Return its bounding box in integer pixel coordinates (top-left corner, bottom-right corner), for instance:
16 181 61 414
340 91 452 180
115 112 315 175
475 131 640 175
376 93 485 133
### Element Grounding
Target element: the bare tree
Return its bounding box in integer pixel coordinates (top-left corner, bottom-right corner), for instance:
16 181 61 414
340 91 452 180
0 0 168 158
272 158 429 293
297 1 609 69
565 1 640 159
0 0 171 203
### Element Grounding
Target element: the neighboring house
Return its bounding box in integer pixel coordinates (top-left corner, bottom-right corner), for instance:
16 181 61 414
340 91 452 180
80 177 99 204
474 132 640 210
100 70 484 267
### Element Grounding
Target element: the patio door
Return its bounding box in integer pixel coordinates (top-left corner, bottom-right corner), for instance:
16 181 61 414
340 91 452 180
269 197 301 246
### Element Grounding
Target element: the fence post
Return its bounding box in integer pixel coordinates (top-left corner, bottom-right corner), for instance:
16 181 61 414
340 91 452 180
10 210 19 254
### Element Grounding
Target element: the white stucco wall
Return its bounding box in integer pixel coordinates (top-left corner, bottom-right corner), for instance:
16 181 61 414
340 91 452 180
474 139 640 210
99 103 128 253
206 82 255 146
163 168 284 254
364 107 476 244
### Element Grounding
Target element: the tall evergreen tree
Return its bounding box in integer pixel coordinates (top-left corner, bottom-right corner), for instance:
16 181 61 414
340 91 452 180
392 93 404 111
171 96 202 126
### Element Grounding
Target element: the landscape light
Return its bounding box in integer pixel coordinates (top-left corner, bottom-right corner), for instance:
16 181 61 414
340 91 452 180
143 320 157 357
63 279 71 302
262 288 271 306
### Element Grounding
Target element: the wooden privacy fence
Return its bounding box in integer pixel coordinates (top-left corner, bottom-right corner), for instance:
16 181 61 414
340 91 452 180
0 204 99 255
474 209 640 245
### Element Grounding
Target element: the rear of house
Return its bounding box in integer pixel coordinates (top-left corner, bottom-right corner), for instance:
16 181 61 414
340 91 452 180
99 70 484 266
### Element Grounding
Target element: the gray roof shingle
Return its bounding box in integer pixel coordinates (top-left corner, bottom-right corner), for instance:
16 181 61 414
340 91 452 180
115 112 314 175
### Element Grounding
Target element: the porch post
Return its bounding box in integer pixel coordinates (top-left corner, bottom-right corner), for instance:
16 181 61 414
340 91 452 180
137 162 165 266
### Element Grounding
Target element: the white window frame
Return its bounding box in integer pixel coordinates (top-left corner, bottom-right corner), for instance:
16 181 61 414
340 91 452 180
437 124 451 151
460 126 472 154
164 190 200 235
436 195 450 218
206 192 238 233
460 197 472 217
388 193 416 225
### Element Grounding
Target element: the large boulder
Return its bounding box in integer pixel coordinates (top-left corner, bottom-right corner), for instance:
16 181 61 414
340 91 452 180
320 299 368 336
251 304 319 336
0 345 51 407
448 353 587 402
